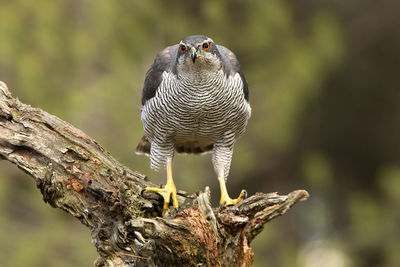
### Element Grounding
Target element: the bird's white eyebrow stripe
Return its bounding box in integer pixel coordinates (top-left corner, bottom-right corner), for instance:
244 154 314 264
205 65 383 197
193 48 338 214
196 38 214 46
179 38 214 47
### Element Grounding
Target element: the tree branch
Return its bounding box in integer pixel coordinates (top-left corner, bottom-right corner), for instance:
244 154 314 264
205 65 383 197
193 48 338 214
0 81 309 267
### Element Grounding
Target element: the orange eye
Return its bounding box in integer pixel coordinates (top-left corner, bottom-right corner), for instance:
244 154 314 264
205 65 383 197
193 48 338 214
179 45 186 53
203 42 210 50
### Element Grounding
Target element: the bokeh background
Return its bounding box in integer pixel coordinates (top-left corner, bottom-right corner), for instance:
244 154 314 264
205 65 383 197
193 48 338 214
0 0 399 266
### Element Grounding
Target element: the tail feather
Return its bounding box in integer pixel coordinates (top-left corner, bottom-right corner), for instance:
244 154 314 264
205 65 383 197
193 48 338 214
136 135 151 156
175 143 213 154
136 136 214 156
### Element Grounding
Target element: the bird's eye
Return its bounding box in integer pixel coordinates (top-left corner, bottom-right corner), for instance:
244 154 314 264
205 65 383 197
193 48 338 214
202 42 210 50
179 45 186 53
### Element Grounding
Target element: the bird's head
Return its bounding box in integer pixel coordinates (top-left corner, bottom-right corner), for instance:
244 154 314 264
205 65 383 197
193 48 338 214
174 35 222 74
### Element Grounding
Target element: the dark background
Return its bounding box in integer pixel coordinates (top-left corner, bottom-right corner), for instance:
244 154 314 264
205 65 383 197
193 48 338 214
0 1 399 266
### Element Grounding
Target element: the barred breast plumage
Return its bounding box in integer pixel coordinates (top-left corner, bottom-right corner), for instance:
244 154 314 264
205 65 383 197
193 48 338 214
141 69 251 170
137 35 251 215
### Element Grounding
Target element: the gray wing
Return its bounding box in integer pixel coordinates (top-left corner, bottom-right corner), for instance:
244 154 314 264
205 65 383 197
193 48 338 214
141 44 178 105
217 45 249 101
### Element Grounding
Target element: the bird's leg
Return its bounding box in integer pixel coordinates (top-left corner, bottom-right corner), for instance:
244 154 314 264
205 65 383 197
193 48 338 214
213 143 247 209
144 160 179 216
218 174 247 209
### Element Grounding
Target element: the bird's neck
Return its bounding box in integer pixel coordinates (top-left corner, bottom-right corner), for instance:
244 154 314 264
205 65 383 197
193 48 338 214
178 68 224 84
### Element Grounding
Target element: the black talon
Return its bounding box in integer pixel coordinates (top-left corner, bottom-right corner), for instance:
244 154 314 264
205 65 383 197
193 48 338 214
140 188 147 196
175 207 179 213
243 190 248 199
219 201 227 211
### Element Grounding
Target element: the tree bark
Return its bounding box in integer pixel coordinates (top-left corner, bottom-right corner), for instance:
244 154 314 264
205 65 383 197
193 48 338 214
0 81 309 267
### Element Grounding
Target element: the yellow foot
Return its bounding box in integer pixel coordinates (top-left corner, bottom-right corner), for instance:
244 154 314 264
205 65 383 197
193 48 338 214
142 181 179 216
219 189 247 210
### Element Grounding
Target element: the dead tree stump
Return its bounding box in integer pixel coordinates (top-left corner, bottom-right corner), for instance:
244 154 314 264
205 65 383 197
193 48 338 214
0 81 309 267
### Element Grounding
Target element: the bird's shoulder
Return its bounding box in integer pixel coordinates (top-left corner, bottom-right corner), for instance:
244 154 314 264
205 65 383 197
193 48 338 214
141 44 178 105
217 45 249 102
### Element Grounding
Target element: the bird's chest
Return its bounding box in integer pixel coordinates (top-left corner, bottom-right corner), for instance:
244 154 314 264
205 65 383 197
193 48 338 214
142 72 248 141
178 88 218 118
171 80 236 123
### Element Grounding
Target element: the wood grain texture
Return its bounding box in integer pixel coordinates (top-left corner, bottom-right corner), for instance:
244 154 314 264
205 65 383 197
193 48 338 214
0 81 309 267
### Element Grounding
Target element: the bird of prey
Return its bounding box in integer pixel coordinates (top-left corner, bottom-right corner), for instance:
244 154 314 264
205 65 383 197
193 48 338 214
136 35 251 216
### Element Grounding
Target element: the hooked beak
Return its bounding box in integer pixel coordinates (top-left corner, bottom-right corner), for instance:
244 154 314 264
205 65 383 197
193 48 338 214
190 47 198 63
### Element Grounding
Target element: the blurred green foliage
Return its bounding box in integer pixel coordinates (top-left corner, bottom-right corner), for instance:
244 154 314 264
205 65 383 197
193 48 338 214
0 0 399 266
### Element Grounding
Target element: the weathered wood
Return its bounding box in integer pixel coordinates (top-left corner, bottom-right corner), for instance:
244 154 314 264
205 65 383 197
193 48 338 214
0 81 309 267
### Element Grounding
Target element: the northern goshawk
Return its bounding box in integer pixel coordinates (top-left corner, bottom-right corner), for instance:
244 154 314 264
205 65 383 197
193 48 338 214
136 35 251 216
